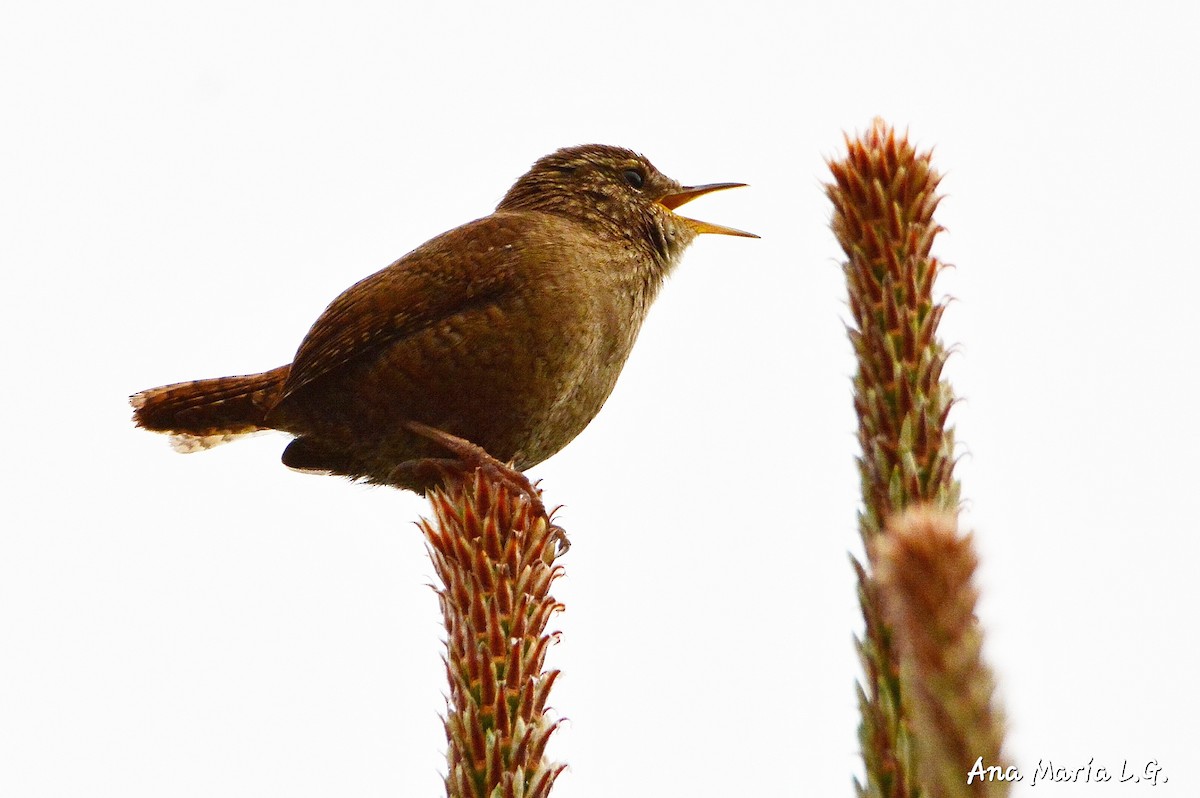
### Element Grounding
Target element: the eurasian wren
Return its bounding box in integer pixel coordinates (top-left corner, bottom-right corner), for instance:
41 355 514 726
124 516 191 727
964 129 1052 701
132 144 755 498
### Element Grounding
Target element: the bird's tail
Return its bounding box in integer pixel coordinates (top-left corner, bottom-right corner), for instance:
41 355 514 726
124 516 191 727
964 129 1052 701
131 365 290 452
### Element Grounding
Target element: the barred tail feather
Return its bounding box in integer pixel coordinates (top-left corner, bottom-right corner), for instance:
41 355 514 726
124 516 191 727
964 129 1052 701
131 365 290 452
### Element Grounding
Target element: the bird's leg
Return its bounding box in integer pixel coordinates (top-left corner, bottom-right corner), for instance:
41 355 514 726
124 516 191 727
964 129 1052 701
394 421 569 552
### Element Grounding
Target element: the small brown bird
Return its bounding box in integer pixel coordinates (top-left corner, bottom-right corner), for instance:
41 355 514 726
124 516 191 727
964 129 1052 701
132 144 754 506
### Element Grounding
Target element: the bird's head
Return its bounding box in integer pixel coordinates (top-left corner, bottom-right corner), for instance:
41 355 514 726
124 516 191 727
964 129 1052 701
498 144 756 265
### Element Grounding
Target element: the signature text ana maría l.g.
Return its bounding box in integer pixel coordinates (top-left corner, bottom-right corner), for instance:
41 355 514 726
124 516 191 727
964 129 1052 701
968 757 1168 786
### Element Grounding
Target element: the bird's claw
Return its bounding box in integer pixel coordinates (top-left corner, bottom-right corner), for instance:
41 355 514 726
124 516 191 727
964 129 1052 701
397 421 570 553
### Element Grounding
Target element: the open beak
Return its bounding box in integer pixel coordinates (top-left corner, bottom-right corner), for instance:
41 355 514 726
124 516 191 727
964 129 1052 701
658 182 759 238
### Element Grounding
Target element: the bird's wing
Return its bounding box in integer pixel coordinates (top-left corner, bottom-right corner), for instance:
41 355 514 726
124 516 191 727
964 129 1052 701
279 213 540 400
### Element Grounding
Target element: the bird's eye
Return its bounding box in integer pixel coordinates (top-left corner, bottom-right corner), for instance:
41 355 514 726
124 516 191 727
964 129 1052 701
622 168 645 189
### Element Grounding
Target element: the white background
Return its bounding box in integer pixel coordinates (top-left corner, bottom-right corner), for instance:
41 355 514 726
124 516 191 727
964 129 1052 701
2 2 1197 795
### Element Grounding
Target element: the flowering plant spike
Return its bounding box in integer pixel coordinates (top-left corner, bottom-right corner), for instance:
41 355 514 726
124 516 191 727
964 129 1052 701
876 508 1008 798
828 119 1005 798
420 472 566 798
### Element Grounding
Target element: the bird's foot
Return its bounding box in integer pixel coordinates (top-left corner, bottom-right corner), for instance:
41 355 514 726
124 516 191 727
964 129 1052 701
394 421 569 553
